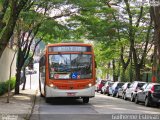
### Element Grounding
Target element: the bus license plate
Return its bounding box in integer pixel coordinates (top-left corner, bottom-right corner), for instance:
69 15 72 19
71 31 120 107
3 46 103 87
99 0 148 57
67 93 75 96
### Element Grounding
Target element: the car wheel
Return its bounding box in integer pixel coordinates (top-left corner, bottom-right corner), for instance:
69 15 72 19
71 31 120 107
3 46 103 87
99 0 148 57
107 93 110 96
122 93 124 99
145 97 150 107
83 97 89 103
156 103 159 108
135 95 139 104
123 93 127 100
112 91 115 97
131 94 135 102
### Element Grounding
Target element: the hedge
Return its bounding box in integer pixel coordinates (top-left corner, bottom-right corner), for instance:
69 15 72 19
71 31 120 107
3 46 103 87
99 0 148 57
0 77 16 96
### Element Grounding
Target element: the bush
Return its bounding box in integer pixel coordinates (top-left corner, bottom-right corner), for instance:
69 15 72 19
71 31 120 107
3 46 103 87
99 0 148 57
0 77 16 96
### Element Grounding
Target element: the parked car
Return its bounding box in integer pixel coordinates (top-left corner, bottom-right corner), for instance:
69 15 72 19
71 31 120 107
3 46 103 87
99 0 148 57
95 80 100 92
102 81 114 94
124 81 146 102
108 82 124 97
116 82 131 98
108 83 114 96
135 83 160 107
96 80 107 93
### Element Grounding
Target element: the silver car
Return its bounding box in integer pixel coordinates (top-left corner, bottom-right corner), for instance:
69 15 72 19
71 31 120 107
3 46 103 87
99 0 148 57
124 81 146 102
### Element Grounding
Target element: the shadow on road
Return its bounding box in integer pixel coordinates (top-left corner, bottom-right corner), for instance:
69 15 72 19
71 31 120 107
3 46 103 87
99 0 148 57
43 97 91 105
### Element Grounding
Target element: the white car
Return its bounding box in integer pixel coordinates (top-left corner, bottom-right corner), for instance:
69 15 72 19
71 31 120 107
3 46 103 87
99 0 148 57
124 81 146 102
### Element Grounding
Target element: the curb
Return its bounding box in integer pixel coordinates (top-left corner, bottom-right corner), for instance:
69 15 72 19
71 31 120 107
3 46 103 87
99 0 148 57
25 90 38 120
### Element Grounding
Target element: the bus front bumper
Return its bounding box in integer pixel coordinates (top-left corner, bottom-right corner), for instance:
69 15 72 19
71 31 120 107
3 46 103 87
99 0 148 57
45 86 95 98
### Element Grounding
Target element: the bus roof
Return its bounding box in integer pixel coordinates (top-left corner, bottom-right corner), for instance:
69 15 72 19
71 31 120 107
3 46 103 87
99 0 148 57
47 43 92 47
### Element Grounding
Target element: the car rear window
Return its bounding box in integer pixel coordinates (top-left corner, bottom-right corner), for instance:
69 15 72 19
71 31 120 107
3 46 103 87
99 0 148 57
118 83 124 87
137 83 145 88
154 85 160 92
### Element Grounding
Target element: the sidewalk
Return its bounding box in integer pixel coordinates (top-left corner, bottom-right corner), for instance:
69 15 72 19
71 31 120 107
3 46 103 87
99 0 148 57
0 87 37 120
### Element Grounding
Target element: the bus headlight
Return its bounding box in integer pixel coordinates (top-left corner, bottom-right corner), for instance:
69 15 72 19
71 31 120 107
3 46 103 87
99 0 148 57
86 83 92 88
88 83 92 87
49 83 57 89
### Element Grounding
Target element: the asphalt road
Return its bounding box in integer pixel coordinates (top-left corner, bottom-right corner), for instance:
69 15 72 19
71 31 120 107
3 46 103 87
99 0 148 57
30 92 160 120
30 64 160 120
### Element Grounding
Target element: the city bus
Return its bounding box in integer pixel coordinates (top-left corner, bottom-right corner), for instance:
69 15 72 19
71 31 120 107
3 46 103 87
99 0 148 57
39 43 96 103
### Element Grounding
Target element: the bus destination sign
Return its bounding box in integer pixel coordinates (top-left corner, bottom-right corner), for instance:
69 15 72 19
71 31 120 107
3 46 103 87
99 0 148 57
49 46 91 52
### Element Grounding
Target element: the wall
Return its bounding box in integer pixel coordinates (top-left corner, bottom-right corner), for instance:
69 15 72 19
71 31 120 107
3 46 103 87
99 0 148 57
0 47 17 82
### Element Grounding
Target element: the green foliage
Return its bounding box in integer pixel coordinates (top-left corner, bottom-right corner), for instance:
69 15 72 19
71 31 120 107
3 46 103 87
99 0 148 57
0 0 3 10
37 18 70 43
68 0 153 81
0 77 16 95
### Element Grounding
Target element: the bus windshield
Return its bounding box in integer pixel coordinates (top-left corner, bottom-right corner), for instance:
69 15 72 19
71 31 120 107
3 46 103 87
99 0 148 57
49 54 92 80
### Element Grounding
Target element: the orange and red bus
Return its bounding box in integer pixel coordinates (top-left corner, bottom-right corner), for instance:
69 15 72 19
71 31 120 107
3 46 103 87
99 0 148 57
39 43 96 103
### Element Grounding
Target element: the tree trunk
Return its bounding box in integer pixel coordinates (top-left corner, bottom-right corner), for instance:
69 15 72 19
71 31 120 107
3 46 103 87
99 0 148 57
15 68 21 94
121 68 126 82
129 55 133 82
132 44 141 81
120 46 131 82
15 48 23 94
150 6 160 82
22 67 26 90
135 65 141 81
112 59 118 82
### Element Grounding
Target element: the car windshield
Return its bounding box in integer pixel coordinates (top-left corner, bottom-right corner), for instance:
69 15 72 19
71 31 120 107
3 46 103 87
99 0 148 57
137 83 145 88
49 54 92 79
154 85 160 92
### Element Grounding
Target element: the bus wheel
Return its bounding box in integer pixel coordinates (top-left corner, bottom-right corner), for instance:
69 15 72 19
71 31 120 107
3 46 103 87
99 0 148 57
83 97 89 103
46 97 50 103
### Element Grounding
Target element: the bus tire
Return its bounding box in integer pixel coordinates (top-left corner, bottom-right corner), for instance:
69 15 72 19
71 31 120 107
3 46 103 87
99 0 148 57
46 97 50 103
83 97 89 103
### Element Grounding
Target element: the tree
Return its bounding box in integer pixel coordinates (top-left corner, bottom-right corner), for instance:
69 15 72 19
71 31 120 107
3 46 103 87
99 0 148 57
14 0 77 94
67 0 154 81
123 0 153 80
0 0 29 58
150 1 160 83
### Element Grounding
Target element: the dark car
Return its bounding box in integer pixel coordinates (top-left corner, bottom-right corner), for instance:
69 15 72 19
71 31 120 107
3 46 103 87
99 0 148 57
116 82 131 98
109 82 124 97
96 80 107 93
102 81 114 94
135 83 160 107
124 81 146 102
